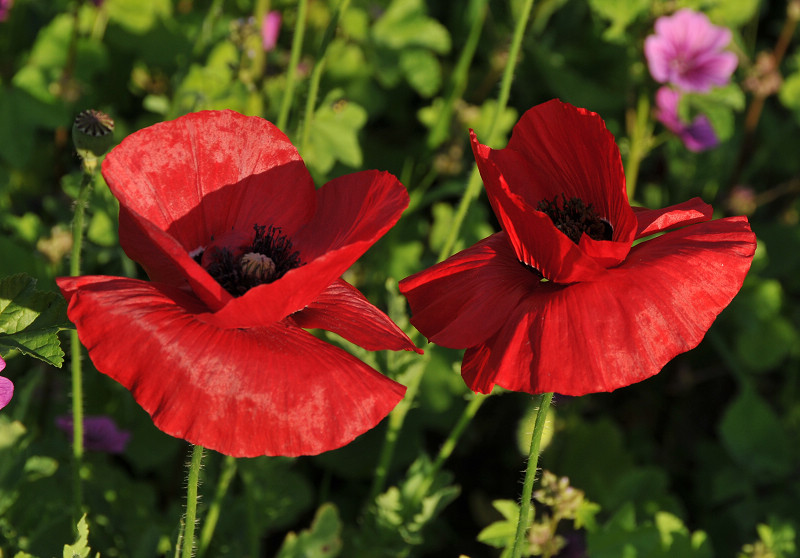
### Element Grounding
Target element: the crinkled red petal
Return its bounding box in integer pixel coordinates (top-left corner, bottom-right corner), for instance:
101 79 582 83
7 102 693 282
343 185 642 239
462 216 756 395
291 279 421 353
56 275 406 457
205 170 409 328
633 197 713 238
102 111 316 250
400 232 536 349
470 100 640 281
471 138 610 282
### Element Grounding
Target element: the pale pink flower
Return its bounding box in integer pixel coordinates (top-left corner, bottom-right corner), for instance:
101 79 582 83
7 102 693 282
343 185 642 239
0 356 12 410
655 87 719 152
261 11 281 52
645 9 738 93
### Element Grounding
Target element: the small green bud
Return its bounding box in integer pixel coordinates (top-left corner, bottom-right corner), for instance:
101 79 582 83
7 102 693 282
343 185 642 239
72 109 115 171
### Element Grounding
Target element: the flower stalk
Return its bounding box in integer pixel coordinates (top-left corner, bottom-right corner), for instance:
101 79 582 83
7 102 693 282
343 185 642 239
511 392 553 558
276 0 309 130
177 444 205 558
437 0 535 261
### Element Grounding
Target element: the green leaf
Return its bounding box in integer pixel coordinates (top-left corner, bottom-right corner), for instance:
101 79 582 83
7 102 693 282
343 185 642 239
106 0 172 34
304 91 368 175
705 0 760 26
275 503 342 558
23 455 59 482
587 0 650 42
372 0 451 53
400 49 442 98
719 387 793 476
0 274 70 367
63 514 92 558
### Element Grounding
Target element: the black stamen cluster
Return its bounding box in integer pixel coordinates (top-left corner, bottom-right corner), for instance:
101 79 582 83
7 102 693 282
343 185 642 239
204 224 303 297
536 194 613 244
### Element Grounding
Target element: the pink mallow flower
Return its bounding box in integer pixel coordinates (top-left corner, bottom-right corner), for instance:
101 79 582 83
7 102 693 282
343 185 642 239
655 87 718 152
645 9 738 93
0 357 12 410
0 0 12 22
56 415 131 454
261 11 281 52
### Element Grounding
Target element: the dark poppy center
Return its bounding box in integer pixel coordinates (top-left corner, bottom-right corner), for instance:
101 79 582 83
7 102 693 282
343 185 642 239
195 224 302 297
536 194 613 244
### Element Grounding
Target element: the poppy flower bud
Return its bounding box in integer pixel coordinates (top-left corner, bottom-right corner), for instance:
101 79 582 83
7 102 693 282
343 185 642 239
72 109 115 172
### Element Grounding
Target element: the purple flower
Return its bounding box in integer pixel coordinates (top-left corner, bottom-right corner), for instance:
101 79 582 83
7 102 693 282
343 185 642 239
0 357 12 410
655 87 719 152
0 0 12 22
261 11 281 52
645 9 738 93
56 415 131 454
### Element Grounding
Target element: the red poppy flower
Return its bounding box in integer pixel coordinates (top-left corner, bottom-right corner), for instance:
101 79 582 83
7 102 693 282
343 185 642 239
400 100 756 396
57 110 420 457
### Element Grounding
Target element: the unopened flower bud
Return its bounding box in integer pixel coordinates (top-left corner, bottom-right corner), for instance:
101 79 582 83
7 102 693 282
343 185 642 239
72 109 115 171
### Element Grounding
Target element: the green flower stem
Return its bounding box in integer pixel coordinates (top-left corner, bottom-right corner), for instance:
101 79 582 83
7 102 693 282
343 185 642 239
300 0 350 155
276 0 309 131
510 392 553 558
197 455 237 558
426 0 489 149
437 0 536 262
367 356 428 506
412 392 488 505
624 93 653 201
178 445 205 558
69 168 94 520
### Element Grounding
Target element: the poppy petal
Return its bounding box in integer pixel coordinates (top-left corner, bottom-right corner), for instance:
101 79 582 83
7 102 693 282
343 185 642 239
633 197 713 238
291 279 421 353
56 276 406 457
495 100 638 243
206 170 410 328
102 111 317 260
472 137 610 283
400 233 536 348
462 216 756 395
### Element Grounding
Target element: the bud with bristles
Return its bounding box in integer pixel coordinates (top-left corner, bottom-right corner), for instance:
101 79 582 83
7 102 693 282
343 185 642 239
72 109 115 172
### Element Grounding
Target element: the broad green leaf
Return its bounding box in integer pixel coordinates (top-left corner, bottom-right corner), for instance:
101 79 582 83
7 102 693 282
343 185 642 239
63 514 91 558
372 0 451 53
23 455 58 482
275 503 342 558
304 92 368 175
106 0 172 33
706 0 760 26
719 387 792 476
476 518 517 548
400 49 442 98
587 0 650 41
0 274 70 367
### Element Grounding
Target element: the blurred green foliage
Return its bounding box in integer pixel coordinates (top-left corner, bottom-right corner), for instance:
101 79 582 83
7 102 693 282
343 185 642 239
1 0 799 556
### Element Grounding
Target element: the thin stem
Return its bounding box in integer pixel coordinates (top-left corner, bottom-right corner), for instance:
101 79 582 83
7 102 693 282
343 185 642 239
412 393 488 505
510 392 553 558
69 169 94 521
624 93 652 201
178 444 205 558
276 0 309 131
366 358 428 506
426 0 489 149
437 0 536 261
197 455 237 558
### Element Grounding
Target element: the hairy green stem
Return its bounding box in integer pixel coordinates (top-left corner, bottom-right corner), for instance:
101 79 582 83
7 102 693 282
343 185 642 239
276 0 309 130
511 392 553 558
299 0 350 154
177 445 204 558
367 357 428 506
426 0 489 149
437 0 536 261
69 169 94 520
624 94 652 201
197 455 237 558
